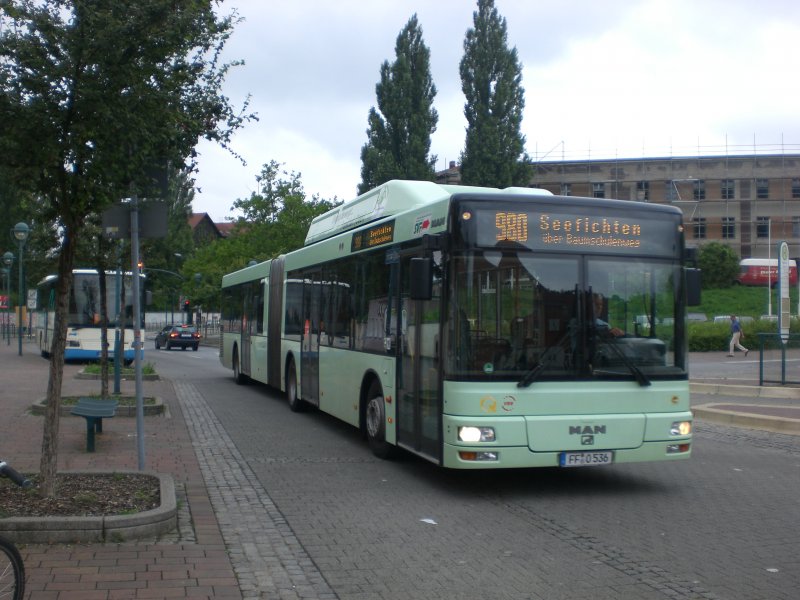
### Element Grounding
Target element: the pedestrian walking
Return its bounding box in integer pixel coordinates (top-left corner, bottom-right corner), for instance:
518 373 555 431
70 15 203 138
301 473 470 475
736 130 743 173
728 314 749 357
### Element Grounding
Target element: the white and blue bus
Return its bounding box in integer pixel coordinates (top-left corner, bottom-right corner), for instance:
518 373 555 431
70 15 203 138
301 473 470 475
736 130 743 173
221 180 698 469
34 269 143 362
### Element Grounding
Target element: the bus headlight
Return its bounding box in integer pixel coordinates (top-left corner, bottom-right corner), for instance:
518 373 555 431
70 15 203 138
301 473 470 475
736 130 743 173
458 426 496 443
670 421 692 436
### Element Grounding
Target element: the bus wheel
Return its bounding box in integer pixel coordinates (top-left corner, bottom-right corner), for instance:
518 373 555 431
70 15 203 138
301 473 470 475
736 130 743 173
233 349 247 385
286 359 304 412
365 380 394 459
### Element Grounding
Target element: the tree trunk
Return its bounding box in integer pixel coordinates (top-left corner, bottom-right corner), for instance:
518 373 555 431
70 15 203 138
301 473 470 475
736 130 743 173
39 225 79 498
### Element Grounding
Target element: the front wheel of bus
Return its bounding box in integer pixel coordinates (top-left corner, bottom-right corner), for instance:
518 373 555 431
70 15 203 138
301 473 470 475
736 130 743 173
365 381 394 459
233 349 248 385
286 359 304 412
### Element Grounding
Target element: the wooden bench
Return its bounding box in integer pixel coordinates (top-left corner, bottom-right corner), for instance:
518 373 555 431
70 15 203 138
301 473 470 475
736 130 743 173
70 398 119 452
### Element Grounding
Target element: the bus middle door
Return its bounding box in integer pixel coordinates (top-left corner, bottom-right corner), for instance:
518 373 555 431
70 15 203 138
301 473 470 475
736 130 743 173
241 291 252 377
300 273 321 407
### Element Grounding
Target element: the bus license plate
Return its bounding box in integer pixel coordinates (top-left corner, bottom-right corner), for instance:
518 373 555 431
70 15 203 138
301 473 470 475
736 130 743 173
559 451 613 467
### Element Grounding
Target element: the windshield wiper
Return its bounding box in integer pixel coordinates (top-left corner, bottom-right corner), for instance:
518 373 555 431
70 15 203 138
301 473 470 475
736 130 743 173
517 330 571 388
594 337 651 387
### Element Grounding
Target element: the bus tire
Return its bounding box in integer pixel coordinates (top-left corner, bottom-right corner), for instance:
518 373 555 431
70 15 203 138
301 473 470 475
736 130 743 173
365 380 394 459
233 348 248 385
286 358 304 412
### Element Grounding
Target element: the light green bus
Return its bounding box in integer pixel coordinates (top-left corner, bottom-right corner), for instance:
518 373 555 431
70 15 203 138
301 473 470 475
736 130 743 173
220 180 696 469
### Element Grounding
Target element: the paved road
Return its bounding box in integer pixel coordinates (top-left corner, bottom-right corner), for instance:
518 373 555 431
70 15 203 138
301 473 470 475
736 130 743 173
154 345 800 600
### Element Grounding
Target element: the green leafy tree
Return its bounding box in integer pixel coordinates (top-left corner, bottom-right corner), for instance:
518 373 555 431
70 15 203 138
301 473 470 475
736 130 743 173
231 161 339 258
459 0 530 188
187 161 340 314
0 0 253 497
697 242 740 289
358 14 438 194
141 168 196 312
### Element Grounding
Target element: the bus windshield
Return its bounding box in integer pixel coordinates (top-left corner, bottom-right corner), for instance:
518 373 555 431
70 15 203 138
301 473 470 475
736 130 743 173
446 250 686 382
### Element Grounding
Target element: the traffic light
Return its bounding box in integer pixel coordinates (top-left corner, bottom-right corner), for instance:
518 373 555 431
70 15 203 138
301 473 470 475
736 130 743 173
183 299 190 310
184 299 192 324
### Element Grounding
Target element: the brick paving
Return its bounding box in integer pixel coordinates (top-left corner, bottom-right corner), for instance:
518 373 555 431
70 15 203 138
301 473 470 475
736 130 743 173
0 339 241 600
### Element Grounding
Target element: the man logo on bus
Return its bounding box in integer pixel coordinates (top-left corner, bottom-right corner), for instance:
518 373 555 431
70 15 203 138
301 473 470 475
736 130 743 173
569 425 606 435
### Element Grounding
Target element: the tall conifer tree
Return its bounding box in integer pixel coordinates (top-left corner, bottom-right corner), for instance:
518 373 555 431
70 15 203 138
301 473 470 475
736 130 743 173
459 0 530 187
358 15 438 194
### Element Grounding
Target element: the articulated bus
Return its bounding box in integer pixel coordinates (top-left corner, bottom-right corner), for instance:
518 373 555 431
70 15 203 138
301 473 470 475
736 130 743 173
34 269 143 362
220 180 695 469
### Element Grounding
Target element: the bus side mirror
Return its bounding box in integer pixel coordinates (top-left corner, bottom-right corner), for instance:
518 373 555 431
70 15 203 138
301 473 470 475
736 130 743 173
686 268 701 306
409 258 433 301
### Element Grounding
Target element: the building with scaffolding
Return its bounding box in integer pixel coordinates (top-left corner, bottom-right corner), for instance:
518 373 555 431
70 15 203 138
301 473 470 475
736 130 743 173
436 141 800 260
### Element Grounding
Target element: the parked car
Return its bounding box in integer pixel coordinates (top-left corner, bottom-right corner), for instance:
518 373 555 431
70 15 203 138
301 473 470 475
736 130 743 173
155 324 201 351
687 312 708 322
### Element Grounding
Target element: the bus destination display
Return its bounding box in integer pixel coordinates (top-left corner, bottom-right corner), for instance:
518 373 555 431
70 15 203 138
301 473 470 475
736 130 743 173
351 219 395 252
468 206 679 256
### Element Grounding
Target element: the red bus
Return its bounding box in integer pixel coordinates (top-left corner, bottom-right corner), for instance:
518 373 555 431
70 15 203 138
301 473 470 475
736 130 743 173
736 258 798 286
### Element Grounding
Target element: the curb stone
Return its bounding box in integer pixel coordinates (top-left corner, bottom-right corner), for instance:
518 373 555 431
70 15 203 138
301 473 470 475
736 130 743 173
0 470 177 544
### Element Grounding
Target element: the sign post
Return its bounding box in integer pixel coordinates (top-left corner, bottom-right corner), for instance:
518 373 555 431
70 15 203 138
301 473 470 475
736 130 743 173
778 241 790 344
102 199 167 471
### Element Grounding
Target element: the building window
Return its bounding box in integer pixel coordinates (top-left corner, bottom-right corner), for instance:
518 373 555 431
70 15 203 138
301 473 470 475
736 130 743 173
560 183 571 196
636 181 649 201
792 179 800 199
665 181 678 203
756 178 769 199
756 216 770 238
693 180 705 201
692 217 706 239
722 217 736 239
793 216 800 238
721 179 735 200
592 182 605 198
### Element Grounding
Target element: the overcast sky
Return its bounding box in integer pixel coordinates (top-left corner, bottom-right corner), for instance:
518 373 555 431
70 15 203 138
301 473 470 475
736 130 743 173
192 0 800 222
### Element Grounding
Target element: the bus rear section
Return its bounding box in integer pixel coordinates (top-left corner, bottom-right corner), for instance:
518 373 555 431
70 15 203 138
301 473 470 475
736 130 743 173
736 258 798 286
35 270 140 362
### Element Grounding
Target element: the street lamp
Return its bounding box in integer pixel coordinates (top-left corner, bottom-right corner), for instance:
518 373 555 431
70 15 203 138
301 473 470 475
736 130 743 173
3 252 15 347
12 222 30 356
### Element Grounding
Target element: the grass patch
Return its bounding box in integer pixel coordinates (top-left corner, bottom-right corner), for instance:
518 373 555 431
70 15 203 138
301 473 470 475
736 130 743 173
82 362 157 376
695 285 798 320
59 395 157 407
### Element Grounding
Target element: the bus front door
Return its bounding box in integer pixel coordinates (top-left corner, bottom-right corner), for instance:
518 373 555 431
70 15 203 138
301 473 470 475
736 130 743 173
397 256 441 462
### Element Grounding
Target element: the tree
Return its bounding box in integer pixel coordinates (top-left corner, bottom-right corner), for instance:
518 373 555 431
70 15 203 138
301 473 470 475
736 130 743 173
231 161 339 258
358 14 438 194
459 0 530 188
0 0 253 497
184 161 338 319
140 168 196 312
697 242 739 289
